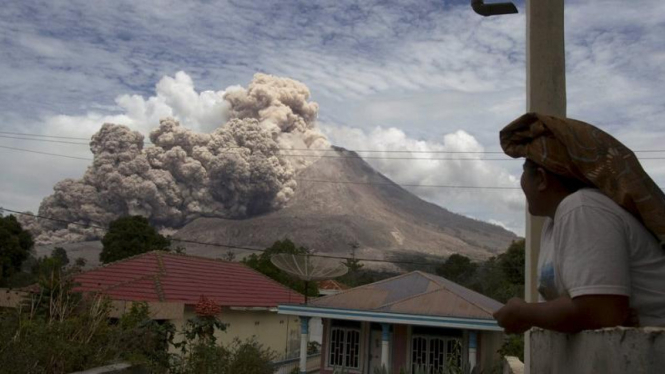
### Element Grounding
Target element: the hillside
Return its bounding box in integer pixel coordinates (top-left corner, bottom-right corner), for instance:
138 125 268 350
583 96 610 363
174 148 518 264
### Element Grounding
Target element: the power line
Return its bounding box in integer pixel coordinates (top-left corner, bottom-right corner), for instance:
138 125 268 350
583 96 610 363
3 144 663 190
4 136 665 163
0 135 90 145
0 137 517 160
0 131 91 141
296 178 520 190
0 144 522 189
0 207 525 268
3 131 665 154
0 145 93 161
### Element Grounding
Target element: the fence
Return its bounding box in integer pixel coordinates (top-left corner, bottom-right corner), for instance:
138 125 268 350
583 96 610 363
529 327 665 374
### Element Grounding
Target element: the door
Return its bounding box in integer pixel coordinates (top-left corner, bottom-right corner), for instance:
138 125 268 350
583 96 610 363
368 329 383 373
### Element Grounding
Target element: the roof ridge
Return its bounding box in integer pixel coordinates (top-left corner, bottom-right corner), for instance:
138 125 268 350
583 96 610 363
377 288 493 318
158 250 240 264
93 250 165 269
156 252 167 275
375 284 443 310
418 271 503 314
153 274 165 302
87 250 240 273
311 271 419 304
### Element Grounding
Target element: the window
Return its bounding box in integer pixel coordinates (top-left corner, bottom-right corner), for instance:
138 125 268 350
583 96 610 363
329 326 361 369
411 336 461 374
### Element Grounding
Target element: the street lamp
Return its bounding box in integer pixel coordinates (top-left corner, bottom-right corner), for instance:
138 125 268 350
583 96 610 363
471 0 518 17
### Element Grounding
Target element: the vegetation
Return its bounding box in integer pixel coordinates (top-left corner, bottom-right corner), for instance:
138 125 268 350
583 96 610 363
0 262 279 374
435 253 478 286
51 247 70 267
336 242 381 288
0 214 34 286
170 296 275 374
0 259 173 373
435 239 525 304
100 215 171 264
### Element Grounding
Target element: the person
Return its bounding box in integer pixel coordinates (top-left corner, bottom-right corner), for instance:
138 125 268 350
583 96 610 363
493 112 665 333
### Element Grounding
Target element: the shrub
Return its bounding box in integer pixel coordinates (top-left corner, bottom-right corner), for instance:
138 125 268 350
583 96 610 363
0 264 173 374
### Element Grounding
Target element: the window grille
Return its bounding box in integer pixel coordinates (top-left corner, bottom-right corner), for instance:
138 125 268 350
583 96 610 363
411 336 461 374
329 327 361 369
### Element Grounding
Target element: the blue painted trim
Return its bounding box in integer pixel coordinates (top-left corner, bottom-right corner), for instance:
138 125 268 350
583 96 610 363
381 323 390 341
469 331 477 349
300 316 310 334
278 304 502 331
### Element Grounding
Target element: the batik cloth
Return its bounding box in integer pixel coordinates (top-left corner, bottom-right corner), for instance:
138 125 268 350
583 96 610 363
500 112 665 247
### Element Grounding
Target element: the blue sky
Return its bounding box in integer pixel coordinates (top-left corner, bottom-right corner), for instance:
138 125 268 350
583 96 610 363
1 0 664 236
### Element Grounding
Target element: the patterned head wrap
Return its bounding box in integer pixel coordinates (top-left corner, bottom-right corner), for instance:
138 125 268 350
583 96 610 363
500 112 665 247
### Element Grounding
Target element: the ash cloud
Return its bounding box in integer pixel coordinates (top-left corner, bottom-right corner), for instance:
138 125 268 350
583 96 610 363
22 73 330 244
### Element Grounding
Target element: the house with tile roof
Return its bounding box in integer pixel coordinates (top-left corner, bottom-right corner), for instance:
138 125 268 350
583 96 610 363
317 279 350 296
279 271 505 374
73 251 306 359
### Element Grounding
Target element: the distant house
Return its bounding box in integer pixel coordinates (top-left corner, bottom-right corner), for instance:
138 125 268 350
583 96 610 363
317 279 350 296
279 271 504 374
73 251 305 358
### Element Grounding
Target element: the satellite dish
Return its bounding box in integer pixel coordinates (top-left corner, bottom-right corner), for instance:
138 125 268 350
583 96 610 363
271 254 349 303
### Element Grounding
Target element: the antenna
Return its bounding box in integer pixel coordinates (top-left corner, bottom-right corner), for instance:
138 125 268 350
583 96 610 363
271 253 348 304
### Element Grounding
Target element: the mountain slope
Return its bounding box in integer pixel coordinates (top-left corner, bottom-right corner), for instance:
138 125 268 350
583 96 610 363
175 148 518 262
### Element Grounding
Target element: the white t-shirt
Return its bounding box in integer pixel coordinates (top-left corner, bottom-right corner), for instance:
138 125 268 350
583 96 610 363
537 188 665 327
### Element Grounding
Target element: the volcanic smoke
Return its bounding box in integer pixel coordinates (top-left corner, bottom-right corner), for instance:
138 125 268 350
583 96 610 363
20 73 330 244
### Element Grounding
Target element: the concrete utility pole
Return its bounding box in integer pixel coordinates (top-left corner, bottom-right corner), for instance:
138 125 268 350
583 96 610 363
524 0 566 372
471 1 566 370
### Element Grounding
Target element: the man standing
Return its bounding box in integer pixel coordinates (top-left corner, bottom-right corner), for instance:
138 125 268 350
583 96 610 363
493 113 665 333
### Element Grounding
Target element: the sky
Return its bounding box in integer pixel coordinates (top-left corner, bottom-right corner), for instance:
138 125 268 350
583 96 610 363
1 0 664 236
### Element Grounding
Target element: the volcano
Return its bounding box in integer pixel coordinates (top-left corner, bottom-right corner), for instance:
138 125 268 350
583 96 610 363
174 148 518 263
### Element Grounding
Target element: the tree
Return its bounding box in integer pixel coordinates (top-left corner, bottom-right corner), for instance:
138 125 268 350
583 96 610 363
498 239 525 285
242 239 318 296
0 215 33 285
435 254 478 285
222 250 236 262
51 247 70 267
338 242 365 287
74 257 87 268
99 216 170 264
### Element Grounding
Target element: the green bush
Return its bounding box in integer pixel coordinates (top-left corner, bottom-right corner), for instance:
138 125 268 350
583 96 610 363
169 308 275 374
0 259 173 374
0 214 33 286
0 296 171 373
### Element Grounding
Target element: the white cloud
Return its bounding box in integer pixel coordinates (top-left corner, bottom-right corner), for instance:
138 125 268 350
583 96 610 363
322 123 526 235
40 71 231 139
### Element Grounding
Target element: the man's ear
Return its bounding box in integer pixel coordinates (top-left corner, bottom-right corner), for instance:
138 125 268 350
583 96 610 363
536 167 548 191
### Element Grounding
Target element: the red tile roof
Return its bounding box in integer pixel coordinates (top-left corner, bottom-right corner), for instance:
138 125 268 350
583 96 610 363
317 279 350 291
73 251 305 307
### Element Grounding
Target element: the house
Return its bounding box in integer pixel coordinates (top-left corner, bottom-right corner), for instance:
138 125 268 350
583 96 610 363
73 251 305 358
279 271 505 374
317 279 350 296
